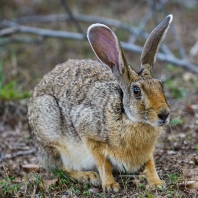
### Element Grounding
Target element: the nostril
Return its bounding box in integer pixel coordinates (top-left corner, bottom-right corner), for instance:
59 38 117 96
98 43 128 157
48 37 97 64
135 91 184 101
158 113 169 121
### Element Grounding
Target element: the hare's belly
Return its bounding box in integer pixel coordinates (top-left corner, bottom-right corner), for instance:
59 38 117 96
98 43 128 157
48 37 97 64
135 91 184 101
56 141 144 172
56 142 97 171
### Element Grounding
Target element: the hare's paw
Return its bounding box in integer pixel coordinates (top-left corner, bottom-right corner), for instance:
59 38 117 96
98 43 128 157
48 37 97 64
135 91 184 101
103 182 120 192
146 179 166 190
71 171 101 186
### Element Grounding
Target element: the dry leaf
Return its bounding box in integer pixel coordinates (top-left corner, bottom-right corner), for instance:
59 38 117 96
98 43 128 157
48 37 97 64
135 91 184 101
43 179 58 188
167 150 177 155
183 72 196 81
89 187 100 193
13 177 23 183
179 181 198 190
186 104 198 117
22 164 40 172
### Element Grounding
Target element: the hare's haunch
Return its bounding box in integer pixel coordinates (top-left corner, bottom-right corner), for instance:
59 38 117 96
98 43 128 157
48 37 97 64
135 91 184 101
28 15 173 192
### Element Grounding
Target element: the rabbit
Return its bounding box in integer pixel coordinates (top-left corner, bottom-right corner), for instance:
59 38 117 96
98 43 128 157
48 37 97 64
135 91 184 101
28 14 173 192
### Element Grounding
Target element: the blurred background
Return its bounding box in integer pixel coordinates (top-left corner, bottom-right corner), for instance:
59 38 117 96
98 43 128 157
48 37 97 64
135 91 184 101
0 0 198 197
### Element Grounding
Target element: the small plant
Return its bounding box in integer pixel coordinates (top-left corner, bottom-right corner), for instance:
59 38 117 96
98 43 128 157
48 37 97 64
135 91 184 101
146 192 154 198
167 173 180 183
0 62 30 101
139 183 145 190
0 174 21 197
52 169 75 185
164 78 187 99
83 184 91 197
0 80 30 100
170 117 185 127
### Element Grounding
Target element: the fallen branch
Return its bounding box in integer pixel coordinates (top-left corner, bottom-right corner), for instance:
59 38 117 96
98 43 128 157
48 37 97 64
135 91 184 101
0 22 86 40
4 13 181 57
0 36 43 45
9 14 148 38
12 148 36 158
1 21 198 73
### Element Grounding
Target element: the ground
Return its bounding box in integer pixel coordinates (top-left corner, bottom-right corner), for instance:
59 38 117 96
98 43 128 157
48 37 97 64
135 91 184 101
0 0 198 197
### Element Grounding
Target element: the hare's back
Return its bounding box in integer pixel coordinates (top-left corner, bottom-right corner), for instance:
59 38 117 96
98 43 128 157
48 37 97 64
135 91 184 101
33 59 118 99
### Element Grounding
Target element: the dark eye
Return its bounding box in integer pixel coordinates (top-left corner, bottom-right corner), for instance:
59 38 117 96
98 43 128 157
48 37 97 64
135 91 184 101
133 86 141 98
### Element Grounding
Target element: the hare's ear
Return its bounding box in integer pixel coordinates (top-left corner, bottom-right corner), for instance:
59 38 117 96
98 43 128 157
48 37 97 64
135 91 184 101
87 24 137 85
140 14 173 73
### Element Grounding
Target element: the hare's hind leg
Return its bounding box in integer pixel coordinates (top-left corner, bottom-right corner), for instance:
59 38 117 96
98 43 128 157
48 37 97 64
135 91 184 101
28 95 101 186
66 170 101 186
56 144 101 186
28 94 65 170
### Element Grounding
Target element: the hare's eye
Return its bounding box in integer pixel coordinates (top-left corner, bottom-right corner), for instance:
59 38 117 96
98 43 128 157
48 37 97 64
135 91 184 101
133 86 141 98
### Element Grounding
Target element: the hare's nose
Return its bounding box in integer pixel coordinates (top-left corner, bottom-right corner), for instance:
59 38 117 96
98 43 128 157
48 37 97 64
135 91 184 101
158 109 170 121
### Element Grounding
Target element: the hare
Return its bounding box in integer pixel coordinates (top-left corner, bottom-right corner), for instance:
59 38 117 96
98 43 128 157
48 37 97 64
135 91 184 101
28 14 173 192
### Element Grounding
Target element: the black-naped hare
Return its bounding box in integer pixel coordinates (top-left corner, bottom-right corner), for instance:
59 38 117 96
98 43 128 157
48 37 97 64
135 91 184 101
28 15 173 192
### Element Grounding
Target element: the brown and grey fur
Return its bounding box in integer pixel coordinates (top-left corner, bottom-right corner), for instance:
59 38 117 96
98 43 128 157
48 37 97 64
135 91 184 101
28 15 173 192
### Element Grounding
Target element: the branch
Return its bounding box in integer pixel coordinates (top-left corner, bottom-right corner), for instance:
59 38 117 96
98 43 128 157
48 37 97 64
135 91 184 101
122 42 198 73
0 21 85 40
1 21 197 73
59 0 85 34
0 36 43 45
9 14 149 38
12 148 36 158
156 0 188 60
7 13 175 56
128 10 153 43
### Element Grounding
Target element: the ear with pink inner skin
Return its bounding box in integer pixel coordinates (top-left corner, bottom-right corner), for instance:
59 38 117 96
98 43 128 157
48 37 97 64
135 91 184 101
87 23 137 84
87 24 123 71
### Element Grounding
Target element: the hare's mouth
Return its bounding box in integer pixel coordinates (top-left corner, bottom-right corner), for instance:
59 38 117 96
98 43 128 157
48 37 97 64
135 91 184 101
154 117 170 127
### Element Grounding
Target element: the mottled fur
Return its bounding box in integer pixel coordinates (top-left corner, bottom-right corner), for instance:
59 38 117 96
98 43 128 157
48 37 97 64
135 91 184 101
28 15 173 192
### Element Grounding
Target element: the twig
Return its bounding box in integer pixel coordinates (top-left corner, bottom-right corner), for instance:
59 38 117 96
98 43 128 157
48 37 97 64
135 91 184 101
128 0 170 43
12 148 36 158
31 185 37 198
128 10 153 44
0 36 43 45
118 175 143 178
59 0 85 34
152 0 188 60
0 152 4 162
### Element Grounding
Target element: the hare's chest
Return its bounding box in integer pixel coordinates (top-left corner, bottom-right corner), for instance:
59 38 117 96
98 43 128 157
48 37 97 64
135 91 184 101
108 148 151 173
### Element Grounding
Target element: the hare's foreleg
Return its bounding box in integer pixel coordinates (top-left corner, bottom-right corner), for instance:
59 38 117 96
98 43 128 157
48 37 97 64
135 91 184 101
87 140 120 192
144 156 164 188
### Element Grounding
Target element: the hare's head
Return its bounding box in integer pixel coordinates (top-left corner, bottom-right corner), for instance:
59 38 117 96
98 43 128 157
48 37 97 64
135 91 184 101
87 15 173 127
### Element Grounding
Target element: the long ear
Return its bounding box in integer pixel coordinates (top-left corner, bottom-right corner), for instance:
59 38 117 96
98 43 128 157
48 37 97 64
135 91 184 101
140 14 173 73
87 23 137 87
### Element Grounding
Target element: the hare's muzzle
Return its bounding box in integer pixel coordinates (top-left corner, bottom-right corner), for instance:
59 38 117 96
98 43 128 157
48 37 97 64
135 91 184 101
157 107 170 126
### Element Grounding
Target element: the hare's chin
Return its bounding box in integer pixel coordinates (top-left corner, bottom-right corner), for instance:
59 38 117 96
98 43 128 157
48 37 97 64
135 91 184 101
152 118 170 127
